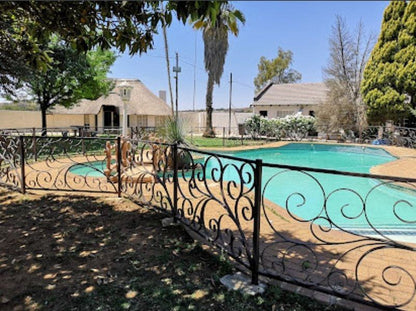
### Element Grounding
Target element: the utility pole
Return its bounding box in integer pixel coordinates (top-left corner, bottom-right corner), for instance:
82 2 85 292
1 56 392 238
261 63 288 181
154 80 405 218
192 33 197 112
228 72 232 136
173 52 181 121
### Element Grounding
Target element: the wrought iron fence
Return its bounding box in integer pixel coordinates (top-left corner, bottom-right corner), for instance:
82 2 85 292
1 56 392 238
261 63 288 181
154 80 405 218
0 126 158 138
361 126 416 148
1 133 416 309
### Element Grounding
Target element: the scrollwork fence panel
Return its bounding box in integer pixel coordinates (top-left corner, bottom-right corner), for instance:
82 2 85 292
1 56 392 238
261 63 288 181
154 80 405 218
259 162 416 309
0 135 22 190
175 147 258 272
362 126 416 148
22 136 118 193
120 139 175 214
121 141 259 273
2 133 416 309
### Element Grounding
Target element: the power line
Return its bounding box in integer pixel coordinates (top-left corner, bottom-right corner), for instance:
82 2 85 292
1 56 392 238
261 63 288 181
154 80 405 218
145 54 255 92
233 80 255 90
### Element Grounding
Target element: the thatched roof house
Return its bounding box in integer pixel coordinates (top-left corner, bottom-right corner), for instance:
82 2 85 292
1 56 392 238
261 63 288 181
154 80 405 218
251 82 328 118
49 79 172 130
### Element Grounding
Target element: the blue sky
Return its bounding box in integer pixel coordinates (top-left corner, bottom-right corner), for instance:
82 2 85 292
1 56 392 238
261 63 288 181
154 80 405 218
108 1 389 111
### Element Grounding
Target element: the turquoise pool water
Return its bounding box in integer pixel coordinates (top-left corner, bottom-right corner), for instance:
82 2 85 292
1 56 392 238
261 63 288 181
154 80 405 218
217 144 416 237
69 160 110 177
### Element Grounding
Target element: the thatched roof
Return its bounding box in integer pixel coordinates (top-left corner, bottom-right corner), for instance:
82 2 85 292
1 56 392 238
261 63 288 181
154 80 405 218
253 82 328 106
50 79 172 116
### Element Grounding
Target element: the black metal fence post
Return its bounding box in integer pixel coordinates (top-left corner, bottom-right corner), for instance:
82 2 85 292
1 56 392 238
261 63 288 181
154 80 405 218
172 143 178 222
117 136 122 198
252 159 263 285
19 136 26 194
81 137 86 155
223 127 225 146
32 128 37 161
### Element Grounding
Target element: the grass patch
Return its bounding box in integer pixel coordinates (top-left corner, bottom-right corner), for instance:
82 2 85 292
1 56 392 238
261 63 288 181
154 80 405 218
189 136 267 148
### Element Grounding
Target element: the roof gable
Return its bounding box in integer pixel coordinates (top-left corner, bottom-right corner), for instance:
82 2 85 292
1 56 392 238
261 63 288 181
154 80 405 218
51 79 172 116
253 82 328 106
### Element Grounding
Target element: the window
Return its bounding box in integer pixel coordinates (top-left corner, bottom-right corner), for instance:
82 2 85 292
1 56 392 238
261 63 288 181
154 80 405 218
259 110 268 117
137 115 148 127
84 115 90 128
155 116 166 127
276 111 293 118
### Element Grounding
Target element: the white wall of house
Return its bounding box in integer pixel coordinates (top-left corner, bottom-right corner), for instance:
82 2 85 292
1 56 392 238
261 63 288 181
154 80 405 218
252 105 316 118
97 109 104 129
83 114 94 128
130 115 147 127
179 111 253 135
146 115 167 127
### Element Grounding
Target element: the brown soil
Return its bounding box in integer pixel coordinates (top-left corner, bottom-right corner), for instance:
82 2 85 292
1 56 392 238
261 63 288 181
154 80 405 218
0 187 347 311
0 188 185 310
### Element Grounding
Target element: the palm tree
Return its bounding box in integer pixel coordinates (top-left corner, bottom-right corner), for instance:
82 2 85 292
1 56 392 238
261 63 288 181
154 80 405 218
193 4 245 137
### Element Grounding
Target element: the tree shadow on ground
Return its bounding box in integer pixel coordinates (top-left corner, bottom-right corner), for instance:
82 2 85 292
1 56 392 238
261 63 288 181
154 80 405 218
0 188 347 311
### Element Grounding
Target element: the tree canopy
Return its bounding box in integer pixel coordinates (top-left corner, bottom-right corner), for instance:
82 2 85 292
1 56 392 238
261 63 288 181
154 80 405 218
23 39 116 134
253 47 301 93
361 1 416 124
0 1 227 93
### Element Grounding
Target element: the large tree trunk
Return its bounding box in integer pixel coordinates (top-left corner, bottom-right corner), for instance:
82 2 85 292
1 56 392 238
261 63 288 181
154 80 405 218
41 106 47 136
203 75 215 138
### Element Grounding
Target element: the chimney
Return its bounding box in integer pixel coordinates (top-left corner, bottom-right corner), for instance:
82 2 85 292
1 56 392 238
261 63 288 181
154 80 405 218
158 90 166 103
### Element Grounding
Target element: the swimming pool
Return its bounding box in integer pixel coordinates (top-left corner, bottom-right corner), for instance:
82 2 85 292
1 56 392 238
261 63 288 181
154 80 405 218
69 160 110 177
216 143 416 239
69 143 415 240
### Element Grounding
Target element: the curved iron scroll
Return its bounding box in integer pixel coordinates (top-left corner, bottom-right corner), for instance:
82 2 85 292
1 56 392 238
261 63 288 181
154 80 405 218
362 126 416 148
22 136 117 193
120 141 258 269
0 135 21 189
259 166 416 309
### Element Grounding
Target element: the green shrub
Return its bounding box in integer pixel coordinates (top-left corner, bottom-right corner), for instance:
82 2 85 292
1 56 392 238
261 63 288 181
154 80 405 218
158 117 189 146
244 113 316 140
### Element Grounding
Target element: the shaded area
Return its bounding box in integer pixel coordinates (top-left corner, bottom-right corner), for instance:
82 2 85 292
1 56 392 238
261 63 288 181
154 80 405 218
0 188 345 311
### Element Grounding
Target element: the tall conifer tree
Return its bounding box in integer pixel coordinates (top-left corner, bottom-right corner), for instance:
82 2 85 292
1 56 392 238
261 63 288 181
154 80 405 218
397 1 416 115
361 1 409 123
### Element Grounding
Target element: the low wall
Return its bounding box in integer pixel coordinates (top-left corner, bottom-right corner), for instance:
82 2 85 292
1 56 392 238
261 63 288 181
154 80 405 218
0 110 253 133
179 111 252 134
0 110 86 129
0 110 42 128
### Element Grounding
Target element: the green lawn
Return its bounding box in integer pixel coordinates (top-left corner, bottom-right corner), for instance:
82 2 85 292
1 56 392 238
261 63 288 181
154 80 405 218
188 136 267 148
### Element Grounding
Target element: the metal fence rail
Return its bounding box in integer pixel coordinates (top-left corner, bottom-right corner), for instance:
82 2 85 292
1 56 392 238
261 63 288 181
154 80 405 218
362 126 416 148
1 133 416 309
